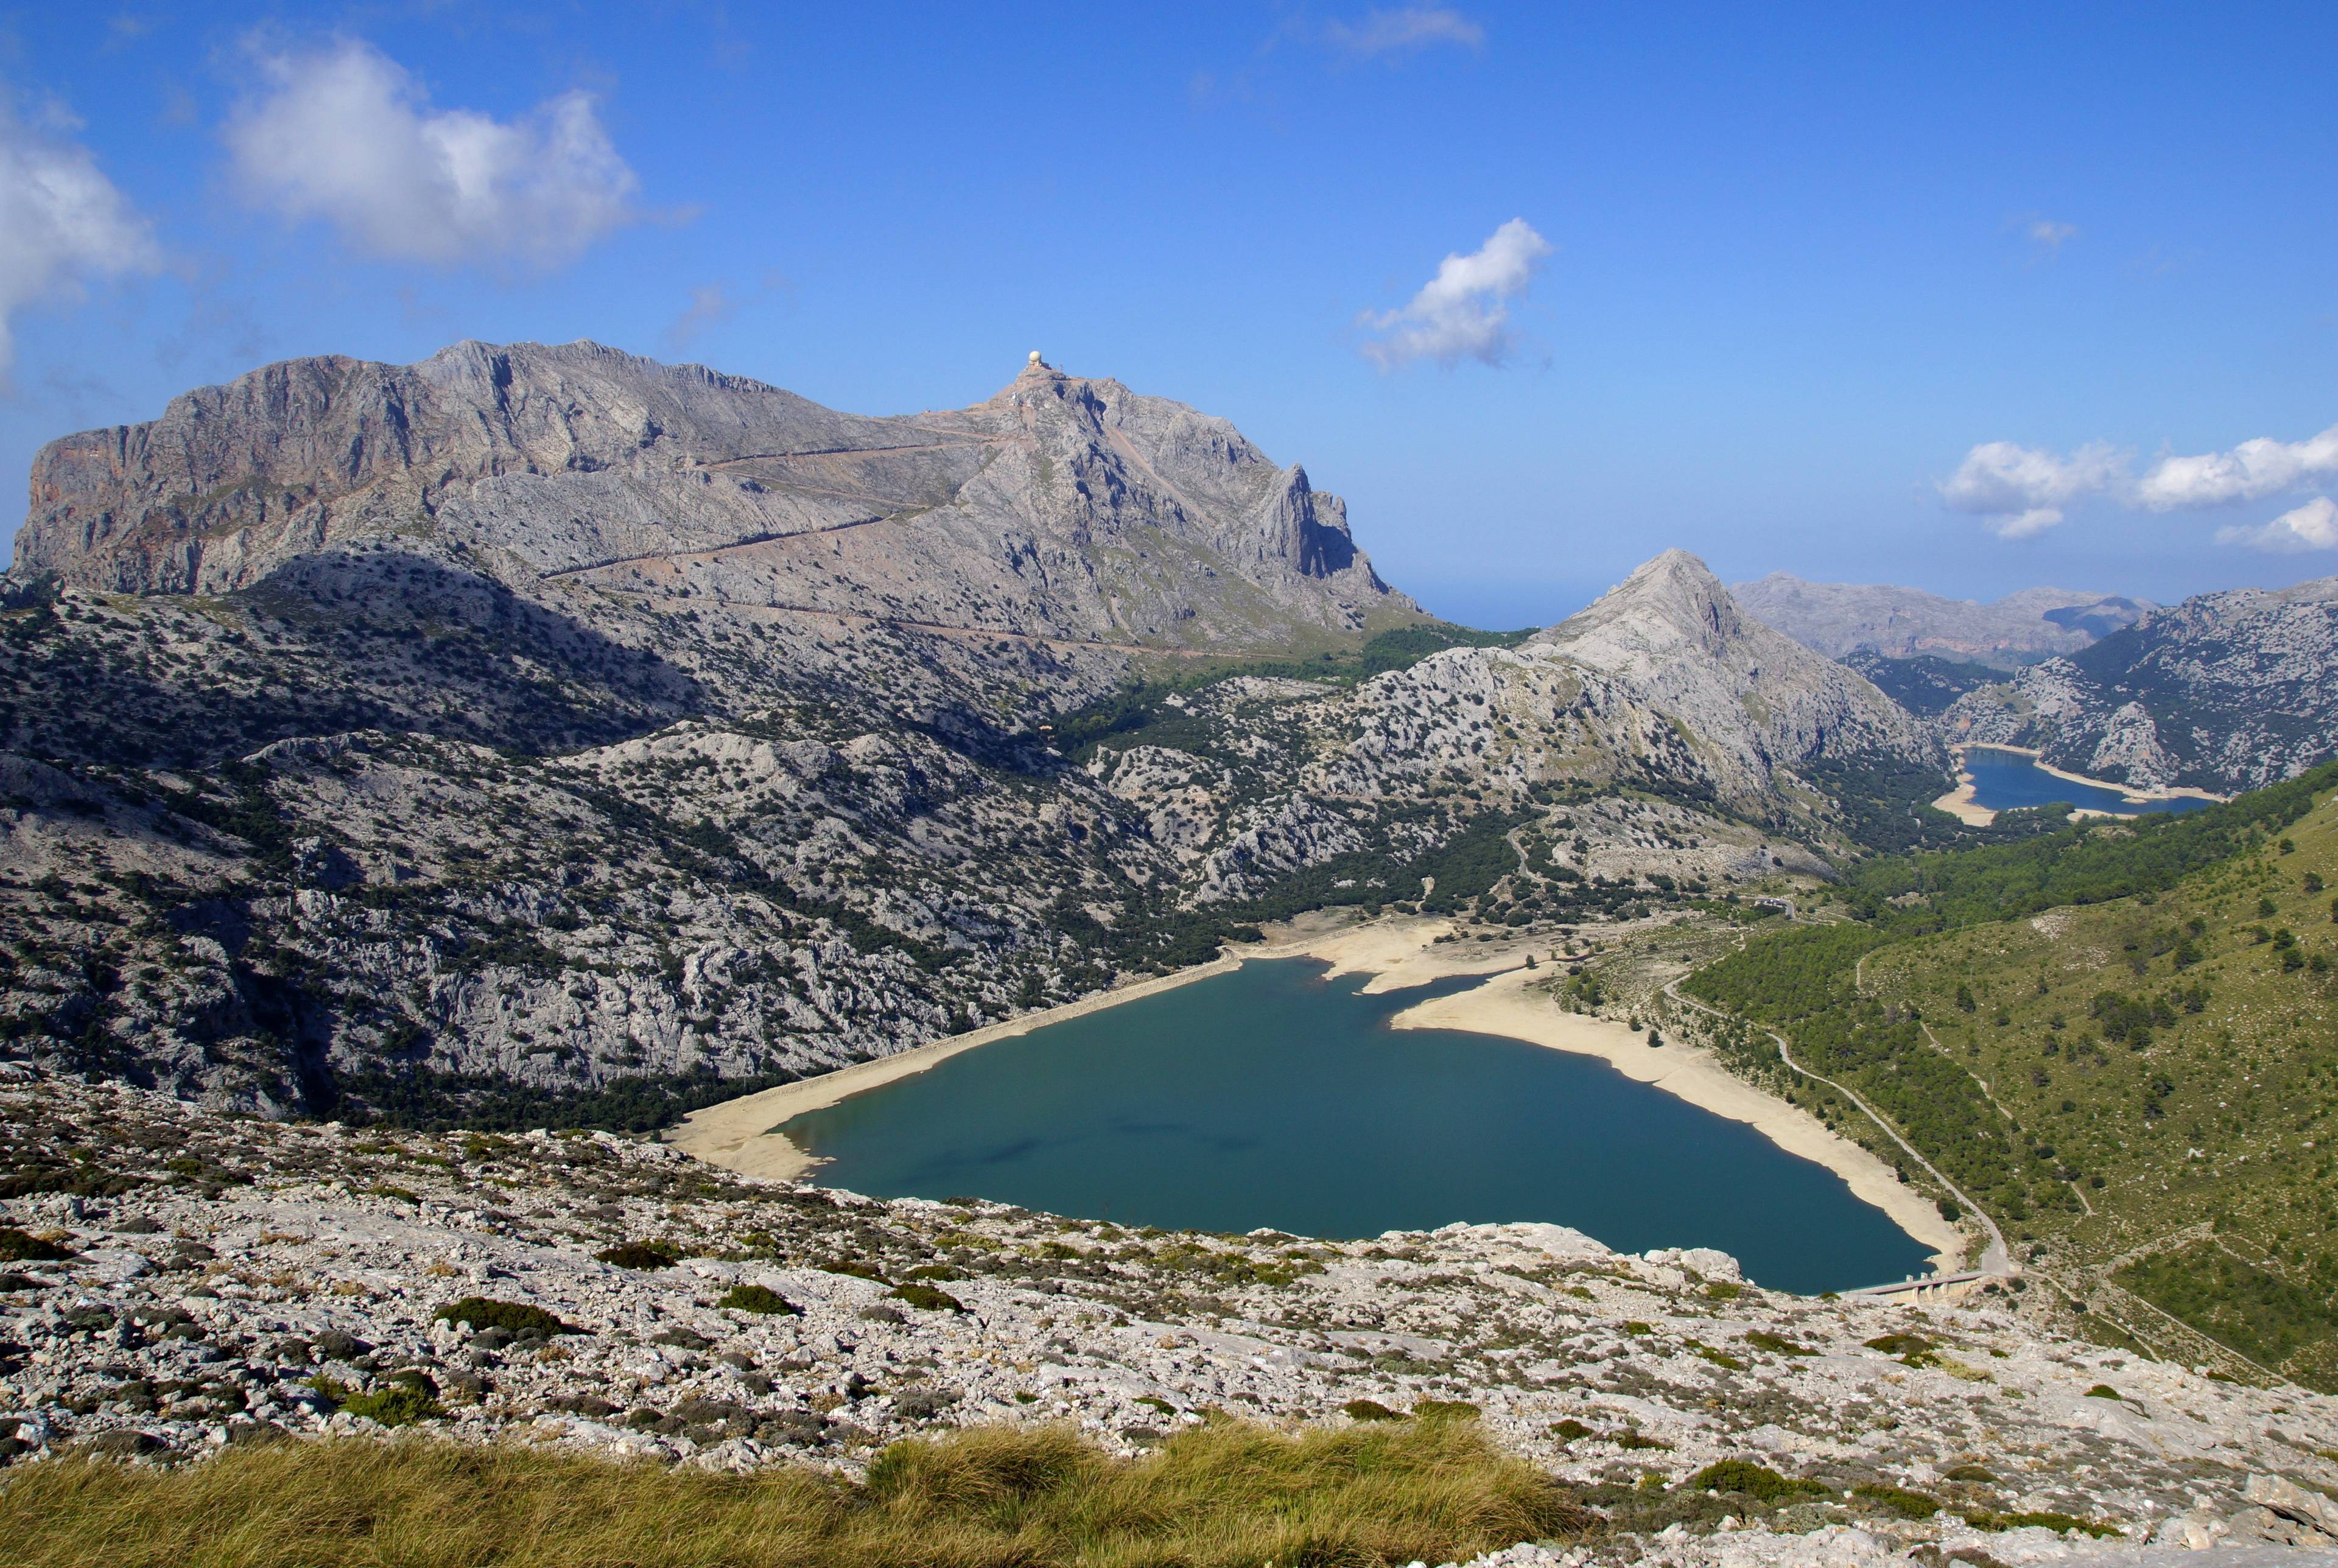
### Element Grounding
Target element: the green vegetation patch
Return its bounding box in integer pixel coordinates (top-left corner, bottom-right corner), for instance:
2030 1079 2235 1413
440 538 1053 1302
0 1227 74 1262
2117 1243 2338 1379
886 1283 964 1312
715 1284 800 1315
1687 1461 1829 1505
1853 1483 1943 1519
430 1298 578 1337
315 1371 442 1428
594 1241 680 1270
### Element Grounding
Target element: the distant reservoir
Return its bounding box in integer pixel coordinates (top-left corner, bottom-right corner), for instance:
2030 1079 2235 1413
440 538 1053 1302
778 959 1934 1295
1961 745 2214 818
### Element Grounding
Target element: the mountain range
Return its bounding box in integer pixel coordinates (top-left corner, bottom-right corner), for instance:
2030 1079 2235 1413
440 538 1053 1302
0 341 1949 1120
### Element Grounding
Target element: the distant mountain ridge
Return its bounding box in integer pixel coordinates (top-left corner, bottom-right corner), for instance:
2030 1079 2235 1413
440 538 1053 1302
1731 573 2150 665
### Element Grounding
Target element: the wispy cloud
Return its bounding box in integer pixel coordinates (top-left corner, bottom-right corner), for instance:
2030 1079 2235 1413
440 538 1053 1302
1937 439 2124 537
2026 217 2077 257
0 89 160 373
1322 7 1485 57
2216 497 2338 553
224 37 642 268
1359 217 1550 369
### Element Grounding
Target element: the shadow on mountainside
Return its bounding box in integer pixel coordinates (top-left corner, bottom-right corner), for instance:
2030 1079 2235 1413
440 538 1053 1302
0 550 705 769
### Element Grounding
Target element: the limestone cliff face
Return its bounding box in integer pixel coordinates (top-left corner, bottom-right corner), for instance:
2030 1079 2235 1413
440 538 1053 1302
14 343 1410 647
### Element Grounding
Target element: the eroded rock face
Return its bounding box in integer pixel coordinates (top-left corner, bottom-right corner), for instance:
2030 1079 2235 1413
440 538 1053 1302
4 1067 2334 1561
1940 576 2338 793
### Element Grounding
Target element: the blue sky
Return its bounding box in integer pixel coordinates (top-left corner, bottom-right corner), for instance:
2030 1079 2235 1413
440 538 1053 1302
4 2 2336 629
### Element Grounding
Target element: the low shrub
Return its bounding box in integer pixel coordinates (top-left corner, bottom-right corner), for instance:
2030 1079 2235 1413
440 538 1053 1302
2083 1384 2121 1400
1967 1508 2119 1537
902 1264 966 1282
886 1284 963 1312
1548 1418 1593 1441
1943 1464 1997 1483
430 1298 577 1337
1854 1483 1943 1519
1743 1330 1814 1356
821 1260 890 1283
1687 1460 1828 1505
715 1284 799 1315
594 1242 679 1270
319 1371 443 1428
0 1228 74 1262
1611 1430 1672 1451
1862 1334 1933 1355
1343 1399 1403 1421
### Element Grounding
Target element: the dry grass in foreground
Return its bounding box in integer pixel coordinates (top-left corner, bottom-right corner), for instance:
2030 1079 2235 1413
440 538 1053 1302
4 1416 1592 1568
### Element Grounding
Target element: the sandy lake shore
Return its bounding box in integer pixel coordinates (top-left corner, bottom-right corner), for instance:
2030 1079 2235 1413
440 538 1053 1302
1385 966 1962 1271
1932 742 2227 825
670 911 1963 1273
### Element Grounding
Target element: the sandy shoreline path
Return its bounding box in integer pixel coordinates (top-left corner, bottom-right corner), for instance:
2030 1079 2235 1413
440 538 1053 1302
1386 967 1962 1272
669 911 1959 1272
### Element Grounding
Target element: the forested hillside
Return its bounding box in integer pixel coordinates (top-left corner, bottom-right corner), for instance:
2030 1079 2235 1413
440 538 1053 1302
1687 766 2338 1390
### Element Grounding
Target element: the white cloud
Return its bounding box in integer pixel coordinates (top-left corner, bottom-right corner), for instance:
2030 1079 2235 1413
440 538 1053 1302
2136 423 2338 509
2027 219 2077 251
0 94 158 371
1324 7 1485 56
1360 218 1550 369
1937 439 2124 537
225 38 639 267
2215 497 2338 553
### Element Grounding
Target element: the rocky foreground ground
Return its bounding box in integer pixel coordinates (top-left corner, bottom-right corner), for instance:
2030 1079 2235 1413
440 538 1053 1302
4 1066 2337 1566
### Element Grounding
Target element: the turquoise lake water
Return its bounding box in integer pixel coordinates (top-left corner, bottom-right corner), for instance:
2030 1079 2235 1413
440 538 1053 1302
1962 745 2211 817
778 959 1935 1294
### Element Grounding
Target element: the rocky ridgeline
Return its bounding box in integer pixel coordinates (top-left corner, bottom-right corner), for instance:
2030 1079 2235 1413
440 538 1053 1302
3 1069 2336 1563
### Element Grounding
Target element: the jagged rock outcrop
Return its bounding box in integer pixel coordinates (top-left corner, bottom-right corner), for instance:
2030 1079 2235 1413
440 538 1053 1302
1733 573 2149 665
1942 575 2338 792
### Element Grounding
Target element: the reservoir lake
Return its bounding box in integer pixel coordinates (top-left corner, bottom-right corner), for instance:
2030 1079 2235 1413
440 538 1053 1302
1962 745 2212 818
778 958 1934 1294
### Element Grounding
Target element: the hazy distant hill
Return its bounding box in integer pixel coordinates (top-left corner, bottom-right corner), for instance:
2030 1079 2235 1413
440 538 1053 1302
1731 573 2150 665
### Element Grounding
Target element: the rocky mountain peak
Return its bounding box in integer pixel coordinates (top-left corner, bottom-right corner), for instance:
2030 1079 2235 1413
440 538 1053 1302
1525 548 1933 782
1537 547 1750 666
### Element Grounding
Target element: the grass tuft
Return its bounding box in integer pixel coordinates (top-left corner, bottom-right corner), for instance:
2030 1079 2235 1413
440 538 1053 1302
0 1418 1596 1568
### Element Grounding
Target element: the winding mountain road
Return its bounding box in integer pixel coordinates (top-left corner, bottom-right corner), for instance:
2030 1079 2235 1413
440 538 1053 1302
1664 977 2012 1278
